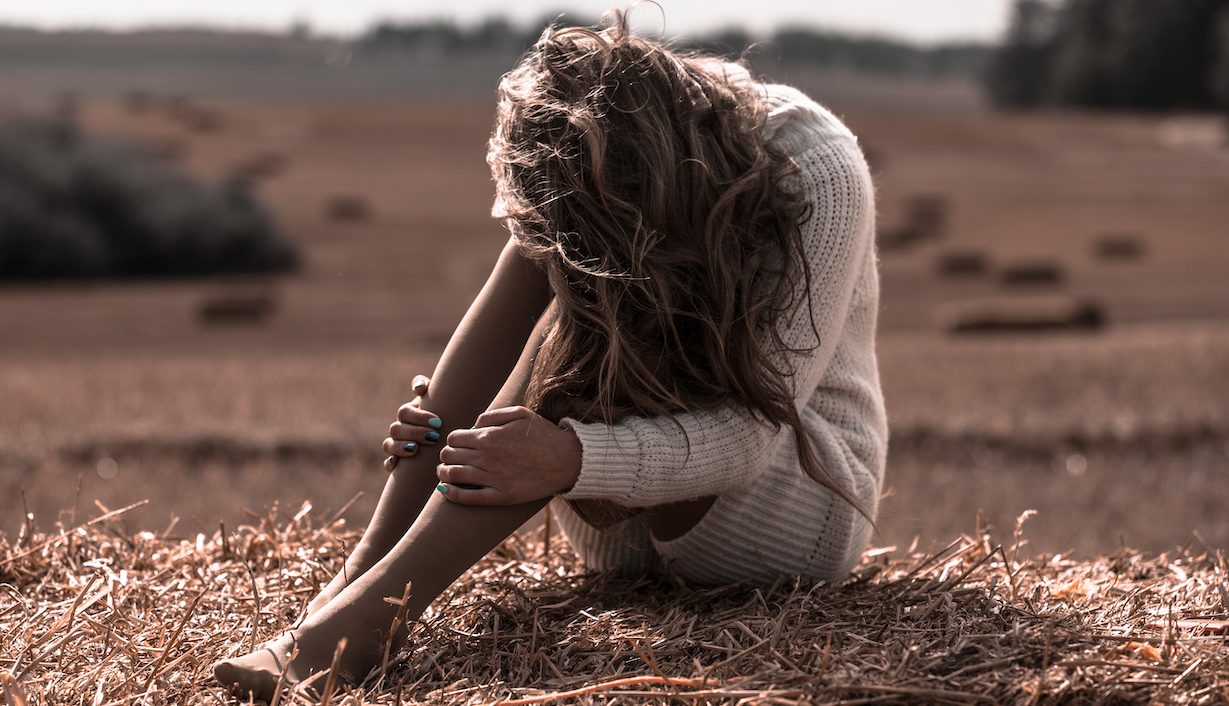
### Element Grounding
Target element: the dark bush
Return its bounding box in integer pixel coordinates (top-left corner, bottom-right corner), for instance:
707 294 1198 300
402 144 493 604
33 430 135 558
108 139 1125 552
0 117 297 281
1094 232 1147 261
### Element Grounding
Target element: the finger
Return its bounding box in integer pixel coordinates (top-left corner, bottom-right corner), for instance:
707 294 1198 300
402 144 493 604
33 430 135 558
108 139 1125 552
444 426 484 449
388 422 443 444
438 445 483 467
435 482 502 506
411 374 431 396
397 404 443 428
435 463 492 487
475 405 533 428
382 437 420 457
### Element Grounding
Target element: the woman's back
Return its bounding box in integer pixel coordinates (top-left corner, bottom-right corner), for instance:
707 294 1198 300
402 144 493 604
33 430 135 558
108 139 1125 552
553 69 887 584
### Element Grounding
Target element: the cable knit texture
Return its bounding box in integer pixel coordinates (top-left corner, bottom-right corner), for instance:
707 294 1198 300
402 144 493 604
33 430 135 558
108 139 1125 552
551 75 887 585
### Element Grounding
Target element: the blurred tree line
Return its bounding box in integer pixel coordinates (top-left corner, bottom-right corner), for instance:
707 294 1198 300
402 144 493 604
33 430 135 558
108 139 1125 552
360 15 990 79
988 0 1229 110
0 119 296 280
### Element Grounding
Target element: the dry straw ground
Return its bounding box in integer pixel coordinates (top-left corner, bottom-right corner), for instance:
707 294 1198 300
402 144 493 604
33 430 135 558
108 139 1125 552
2 504 1228 705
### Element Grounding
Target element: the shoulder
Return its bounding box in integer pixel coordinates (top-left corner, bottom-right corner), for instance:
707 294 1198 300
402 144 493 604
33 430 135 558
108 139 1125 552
710 62 869 183
708 62 874 236
707 61 860 155
759 82 859 156
754 84 875 255
755 83 872 206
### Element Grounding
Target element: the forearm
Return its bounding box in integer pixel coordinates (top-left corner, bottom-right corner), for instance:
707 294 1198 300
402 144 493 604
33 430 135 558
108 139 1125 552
415 238 552 438
559 406 782 506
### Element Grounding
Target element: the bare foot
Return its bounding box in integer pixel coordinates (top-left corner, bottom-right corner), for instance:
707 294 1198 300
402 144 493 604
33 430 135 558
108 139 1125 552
213 595 396 701
212 635 303 702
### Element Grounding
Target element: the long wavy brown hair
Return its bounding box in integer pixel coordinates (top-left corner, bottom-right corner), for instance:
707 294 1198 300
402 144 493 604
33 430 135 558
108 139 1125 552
487 11 868 519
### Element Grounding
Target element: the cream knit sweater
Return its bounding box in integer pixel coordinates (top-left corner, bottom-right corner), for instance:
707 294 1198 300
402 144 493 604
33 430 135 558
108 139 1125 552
553 75 887 584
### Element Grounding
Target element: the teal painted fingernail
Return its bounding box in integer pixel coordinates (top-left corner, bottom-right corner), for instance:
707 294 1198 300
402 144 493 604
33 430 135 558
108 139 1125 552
427 417 442 429
425 430 441 442
435 483 449 495
403 442 417 453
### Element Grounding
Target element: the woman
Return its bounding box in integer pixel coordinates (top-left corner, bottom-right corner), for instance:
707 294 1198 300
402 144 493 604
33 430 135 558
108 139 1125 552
214 12 886 698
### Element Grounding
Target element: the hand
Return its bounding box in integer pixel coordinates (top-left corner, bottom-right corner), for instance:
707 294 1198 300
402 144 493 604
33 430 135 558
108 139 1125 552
381 375 443 471
436 406 582 506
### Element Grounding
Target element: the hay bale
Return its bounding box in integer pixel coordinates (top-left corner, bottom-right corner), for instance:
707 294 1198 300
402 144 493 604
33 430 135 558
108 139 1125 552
877 225 929 251
1094 233 1146 262
197 288 277 325
231 151 287 183
935 250 989 278
325 195 372 222
879 194 950 253
905 194 948 237
938 295 1106 334
1000 260 1066 286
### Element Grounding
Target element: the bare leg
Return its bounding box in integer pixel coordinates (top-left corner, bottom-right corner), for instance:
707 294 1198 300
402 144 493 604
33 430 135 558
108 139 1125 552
302 238 551 616
215 491 552 697
214 281 556 699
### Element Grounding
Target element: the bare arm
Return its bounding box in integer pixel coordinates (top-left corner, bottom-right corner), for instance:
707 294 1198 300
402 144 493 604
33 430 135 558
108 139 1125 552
410 236 552 432
364 236 551 545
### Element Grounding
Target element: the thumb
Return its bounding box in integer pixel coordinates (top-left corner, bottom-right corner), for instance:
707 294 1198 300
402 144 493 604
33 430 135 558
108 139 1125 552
411 374 431 396
475 405 534 428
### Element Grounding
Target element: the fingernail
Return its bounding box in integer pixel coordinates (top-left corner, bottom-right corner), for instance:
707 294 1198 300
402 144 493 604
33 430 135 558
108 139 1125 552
403 442 417 453
427 417 443 429
435 483 449 495
384 455 398 472
425 430 441 442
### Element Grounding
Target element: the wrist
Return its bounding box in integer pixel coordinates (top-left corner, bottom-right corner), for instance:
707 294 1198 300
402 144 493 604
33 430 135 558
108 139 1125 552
554 426 582 494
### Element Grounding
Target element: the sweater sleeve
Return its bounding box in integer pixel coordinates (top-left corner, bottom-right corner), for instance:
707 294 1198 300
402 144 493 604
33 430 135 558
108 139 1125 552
556 135 875 507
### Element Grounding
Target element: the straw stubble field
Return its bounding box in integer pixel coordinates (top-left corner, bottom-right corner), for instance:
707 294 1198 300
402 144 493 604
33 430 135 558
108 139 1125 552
2 56 1229 702
3 507 1229 704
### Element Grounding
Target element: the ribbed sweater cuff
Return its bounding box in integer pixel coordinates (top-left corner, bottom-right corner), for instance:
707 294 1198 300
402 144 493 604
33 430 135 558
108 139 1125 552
555 417 641 502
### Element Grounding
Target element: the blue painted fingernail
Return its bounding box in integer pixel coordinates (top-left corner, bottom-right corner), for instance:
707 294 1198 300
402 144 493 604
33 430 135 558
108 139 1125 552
425 430 441 442
435 483 449 495
403 442 417 453
427 417 443 429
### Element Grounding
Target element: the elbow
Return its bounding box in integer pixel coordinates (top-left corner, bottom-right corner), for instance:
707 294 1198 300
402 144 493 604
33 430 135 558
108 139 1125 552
742 420 789 482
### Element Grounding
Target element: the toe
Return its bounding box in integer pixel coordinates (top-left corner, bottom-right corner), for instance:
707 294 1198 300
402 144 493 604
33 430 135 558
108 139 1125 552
212 657 280 702
212 658 240 688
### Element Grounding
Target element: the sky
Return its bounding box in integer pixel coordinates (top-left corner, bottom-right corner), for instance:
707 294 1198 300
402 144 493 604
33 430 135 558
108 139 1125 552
0 1 1016 44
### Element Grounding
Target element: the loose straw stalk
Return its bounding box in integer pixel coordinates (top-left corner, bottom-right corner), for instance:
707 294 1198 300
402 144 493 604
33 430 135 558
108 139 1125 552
497 675 706 705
